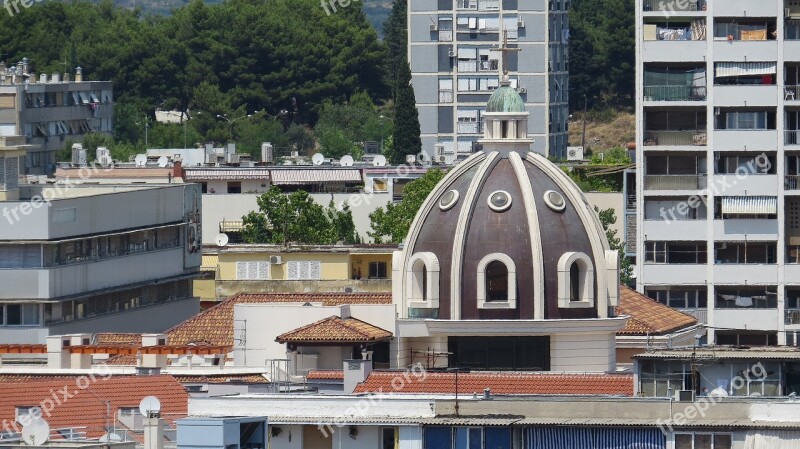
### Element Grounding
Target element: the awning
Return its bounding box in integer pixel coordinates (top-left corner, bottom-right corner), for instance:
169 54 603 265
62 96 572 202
721 196 777 215
183 169 269 180
715 62 777 78
270 169 361 185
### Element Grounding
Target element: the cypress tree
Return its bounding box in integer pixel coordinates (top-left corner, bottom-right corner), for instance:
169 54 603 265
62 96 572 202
391 60 422 164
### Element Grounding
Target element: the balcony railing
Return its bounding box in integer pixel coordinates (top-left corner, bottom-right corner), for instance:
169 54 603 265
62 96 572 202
786 175 800 190
457 121 482 134
643 85 706 101
787 309 800 325
644 130 707 146
644 174 707 190
439 89 454 103
680 308 708 324
785 85 800 101
457 60 498 73
786 131 800 145
438 30 453 42
643 0 705 11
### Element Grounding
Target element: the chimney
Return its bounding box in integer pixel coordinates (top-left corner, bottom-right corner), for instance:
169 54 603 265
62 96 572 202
39 73 47 84
21 58 28 75
50 72 60 83
16 61 22 76
172 159 182 180
69 334 92 369
141 334 168 370
46 334 91 369
75 66 83 82
143 417 165 449
63 72 70 82
343 359 373 394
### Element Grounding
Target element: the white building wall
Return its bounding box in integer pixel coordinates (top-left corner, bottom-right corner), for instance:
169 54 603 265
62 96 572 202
550 332 616 372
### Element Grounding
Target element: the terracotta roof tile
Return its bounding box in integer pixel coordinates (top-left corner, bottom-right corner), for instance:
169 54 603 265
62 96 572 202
165 293 391 347
353 371 633 396
306 370 344 381
172 374 269 384
276 316 392 344
93 333 143 346
616 286 697 336
0 375 188 438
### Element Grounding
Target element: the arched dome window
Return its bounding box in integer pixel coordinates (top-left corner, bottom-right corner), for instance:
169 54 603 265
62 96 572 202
406 252 440 309
477 253 517 309
558 252 595 308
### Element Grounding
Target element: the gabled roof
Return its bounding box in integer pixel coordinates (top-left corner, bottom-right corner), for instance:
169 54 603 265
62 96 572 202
276 316 392 344
616 286 697 336
0 375 188 438
353 372 634 396
166 293 392 347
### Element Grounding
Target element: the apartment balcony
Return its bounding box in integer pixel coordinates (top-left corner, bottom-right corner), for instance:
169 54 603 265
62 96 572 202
713 219 779 239
679 308 708 324
713 1 779 18
785 131 800 146
785 85 800 103
713 41 778 62
713 85 778 107
785 40 800 63
643 85 706 103
714 130 778 151
457 121 482 134
713 174 778 196
641 264 708 285
641 41 708 63
786 175 800 190
786 309 800 325
713 265 779 284
438 30 453 42
439 89 454 103
457 60 498 73
714 309 779 331
643 130 707 148
642 219 708 241
644 174 707 191
642 0 706 13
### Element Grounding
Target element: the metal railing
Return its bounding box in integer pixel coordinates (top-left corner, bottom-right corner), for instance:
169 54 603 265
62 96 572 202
785 85 800 101
786 175 800 190
457 60 498 73
786 130 800 145
644 174 707 190
680 308 708 324
439 89 454 103
626 194 637 210
787 309 800 325
643 85 706 101
438 30 453 42
644 130 707 146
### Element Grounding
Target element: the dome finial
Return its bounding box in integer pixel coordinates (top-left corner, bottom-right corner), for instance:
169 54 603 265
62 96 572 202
491 28 519 88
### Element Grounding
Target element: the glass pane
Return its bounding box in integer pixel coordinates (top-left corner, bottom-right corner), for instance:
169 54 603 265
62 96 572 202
468 428 481 449
6 305 21 325
655 379 669 397
425 427 452 449
484 428 511 449
675 434 693 449
455 427 469 449
486 261 508 301
695 434 711 449
714 434 732 449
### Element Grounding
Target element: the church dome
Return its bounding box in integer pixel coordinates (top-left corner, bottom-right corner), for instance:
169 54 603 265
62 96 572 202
394 102 620 322
486 85 526 113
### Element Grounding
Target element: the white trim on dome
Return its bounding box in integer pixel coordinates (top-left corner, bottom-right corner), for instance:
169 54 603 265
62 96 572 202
406 252 440 309
509 151 545 319
399 151 486 318
526 153 611 318
557 252 595 308
477 253 517 310
450 152 499 320
605 250 620 307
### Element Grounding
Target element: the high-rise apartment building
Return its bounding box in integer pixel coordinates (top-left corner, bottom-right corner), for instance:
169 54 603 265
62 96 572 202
408 0 569 161
636 0 800 345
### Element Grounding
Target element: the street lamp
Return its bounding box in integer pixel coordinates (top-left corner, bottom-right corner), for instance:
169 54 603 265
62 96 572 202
216 113 252 141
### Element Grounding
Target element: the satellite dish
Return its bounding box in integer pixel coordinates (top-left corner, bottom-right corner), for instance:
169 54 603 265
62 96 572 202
157 156 169 168
311 153 325 166
340 155 354 167
134 154 147 167
215 233 229 247
373 155 387 167
22 418 50 445
139 396 161 418
99 433 123 443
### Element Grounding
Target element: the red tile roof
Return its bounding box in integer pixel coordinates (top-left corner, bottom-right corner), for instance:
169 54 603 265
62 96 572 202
353 372 634 396
93 333 143 346
0 375 188 438
616 286 698 335
276 316 392 344
165 293 391 347
173 374 269 384
306 370 344 381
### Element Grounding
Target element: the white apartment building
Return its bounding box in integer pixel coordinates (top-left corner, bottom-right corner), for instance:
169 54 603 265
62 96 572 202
636 0 800 345
408 0 570 160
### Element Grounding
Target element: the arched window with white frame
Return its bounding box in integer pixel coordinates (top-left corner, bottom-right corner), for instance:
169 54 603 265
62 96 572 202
477 253 517 309
557 252 595 308
406 252 440 309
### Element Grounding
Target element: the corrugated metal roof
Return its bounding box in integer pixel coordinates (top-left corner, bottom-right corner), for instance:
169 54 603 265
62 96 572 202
634 348 800 360
184 169 269 180
270 169 361 185
266 417 423 425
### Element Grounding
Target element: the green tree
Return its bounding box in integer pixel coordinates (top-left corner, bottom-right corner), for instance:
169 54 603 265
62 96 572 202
595 207 633 285
383 0 408 100
369 168 446 243
242 187 359 245
389 61 421 164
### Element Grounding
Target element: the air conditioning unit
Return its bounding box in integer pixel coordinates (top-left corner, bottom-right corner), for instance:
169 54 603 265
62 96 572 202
269 255 283 264
517 19 525 28
517 87 527 94
430 24 438 32
567 146 584 161
676 390 695 402
227 153 240 164
448 49 456 58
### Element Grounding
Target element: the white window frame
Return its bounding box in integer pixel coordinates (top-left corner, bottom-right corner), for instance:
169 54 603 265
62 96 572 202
557 252 595 308
406 252 440 309
477 253 517 309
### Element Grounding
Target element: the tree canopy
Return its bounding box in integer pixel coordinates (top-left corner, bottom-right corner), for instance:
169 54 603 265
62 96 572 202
369 168 446 243
596 207 633 285
242 187 360 245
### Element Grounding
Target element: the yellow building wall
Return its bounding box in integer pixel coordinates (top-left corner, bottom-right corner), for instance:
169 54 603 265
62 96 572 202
217 252 351 281
193 278 216 301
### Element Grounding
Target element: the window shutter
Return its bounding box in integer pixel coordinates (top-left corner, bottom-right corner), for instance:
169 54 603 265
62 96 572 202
309 261 321 280
258 262 269 280
236 262 248 280
287 261 299 280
